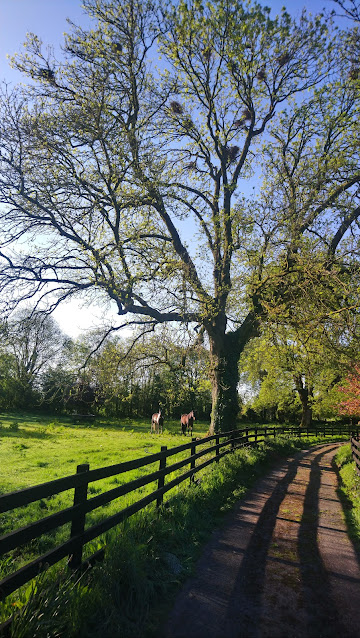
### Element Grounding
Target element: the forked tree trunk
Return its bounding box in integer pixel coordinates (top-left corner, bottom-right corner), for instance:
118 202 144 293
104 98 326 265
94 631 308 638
207 313 259 434
209 332 242 434
293 374 313 428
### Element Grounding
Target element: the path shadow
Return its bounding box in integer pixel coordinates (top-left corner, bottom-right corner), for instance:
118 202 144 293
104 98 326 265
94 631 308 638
222 455 301 637
298 446 347 638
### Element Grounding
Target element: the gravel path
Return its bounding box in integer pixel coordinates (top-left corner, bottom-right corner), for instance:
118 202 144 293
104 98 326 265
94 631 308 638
162 443 360 638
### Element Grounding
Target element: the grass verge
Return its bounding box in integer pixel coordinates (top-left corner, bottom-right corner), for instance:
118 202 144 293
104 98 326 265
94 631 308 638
334 444 360 553
2 433 346 638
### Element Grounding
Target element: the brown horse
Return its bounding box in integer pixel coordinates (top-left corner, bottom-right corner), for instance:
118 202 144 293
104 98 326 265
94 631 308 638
151 408 163 434
180 409 195 436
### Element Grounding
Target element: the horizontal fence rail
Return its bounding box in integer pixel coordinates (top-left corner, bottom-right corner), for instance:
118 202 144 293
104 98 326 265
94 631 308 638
0 423 357 610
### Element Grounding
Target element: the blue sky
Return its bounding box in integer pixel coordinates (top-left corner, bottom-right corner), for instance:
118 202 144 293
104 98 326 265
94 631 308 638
0 0 340 84
0 1 91 83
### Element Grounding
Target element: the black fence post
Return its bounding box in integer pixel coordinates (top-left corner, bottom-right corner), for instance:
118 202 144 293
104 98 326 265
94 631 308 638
231 430 236 451
69 463 89 570
215 434 220 462
190 438 196 483
157 446 167 508
245 428 249 445
255 428 258 443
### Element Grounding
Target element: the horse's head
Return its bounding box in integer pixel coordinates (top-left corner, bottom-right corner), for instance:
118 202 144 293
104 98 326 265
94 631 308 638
191 409 196 420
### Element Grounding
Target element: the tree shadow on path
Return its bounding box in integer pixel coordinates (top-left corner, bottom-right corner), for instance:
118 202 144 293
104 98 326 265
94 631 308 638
222 455 300 637
164 444 360 638
224 445 350 638
298 446 349 638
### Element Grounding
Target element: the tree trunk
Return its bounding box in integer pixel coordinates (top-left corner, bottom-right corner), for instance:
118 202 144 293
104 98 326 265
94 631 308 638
293 374 313 428
209 332 241 434
207 312 259 434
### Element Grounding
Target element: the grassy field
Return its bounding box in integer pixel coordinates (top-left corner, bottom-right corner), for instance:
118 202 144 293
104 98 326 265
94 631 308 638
334 444 360 551
0 412 211 492
0 412 213 581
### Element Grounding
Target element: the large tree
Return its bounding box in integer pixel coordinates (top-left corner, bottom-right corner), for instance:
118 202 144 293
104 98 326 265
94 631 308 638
0 0 359 431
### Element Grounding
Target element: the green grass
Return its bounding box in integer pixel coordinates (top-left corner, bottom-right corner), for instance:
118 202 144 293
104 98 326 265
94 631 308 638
0 412 212 491
334 444 360 552
1 421 351 637
0 412 213 579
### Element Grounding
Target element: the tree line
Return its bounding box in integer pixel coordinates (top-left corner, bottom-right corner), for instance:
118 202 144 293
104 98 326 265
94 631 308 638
1 308 360 425
0 311 212 419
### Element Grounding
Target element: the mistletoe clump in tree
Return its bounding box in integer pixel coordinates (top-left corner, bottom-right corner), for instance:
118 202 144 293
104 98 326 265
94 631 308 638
0 0 359 432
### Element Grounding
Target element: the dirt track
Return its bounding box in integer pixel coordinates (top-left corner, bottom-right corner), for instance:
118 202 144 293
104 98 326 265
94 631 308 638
162 443 360 638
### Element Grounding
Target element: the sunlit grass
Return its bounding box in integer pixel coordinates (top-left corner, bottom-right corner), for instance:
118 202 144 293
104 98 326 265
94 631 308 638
2 433 349 637
0 412 211 579
0 412 211 491
334 443 360 550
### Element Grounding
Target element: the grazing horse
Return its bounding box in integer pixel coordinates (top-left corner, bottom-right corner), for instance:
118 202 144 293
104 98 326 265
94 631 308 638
180 410 195 436
151 408 163 434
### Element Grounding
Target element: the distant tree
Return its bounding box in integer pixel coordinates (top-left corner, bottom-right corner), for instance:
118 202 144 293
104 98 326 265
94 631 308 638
41 365 75 413
0 351 20 410
0 310 67 409
240 308 359 425
70 327 212 419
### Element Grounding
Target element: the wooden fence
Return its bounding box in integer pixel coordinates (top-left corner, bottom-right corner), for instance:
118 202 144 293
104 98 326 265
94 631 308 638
0 424 357 612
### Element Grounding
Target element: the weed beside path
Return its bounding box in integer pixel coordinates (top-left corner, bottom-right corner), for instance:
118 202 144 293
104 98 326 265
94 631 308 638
334 444 360 554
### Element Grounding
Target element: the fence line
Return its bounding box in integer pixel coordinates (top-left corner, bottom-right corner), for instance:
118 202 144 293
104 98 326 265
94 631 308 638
0 424 357 610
